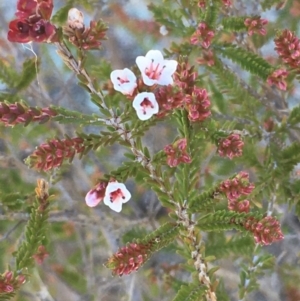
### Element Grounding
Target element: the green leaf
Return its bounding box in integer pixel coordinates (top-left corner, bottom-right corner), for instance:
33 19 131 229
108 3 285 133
15 58 39 91
221 17 247 32
51 3 73 25
288 105 300 125
215 44 273 80
203 0 220 27
172 283 206 301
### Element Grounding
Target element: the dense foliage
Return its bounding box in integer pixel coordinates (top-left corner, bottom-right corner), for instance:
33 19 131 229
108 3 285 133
0 0 300 301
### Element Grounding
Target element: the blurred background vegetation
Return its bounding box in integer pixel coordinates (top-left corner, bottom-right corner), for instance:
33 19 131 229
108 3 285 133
0 1 300 301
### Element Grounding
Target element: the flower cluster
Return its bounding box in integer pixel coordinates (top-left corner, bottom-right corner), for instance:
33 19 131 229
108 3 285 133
190 22 215 49
110 50 178 120
164 138 191 167
27 137 85 171
32 245 49 264
8 0 56 43
0 102 57 127
274 29 300 70
266 69 288 91
105 242 150 276
63 8 108 50
197 49 215 67
228 199 250 213
184 87 211 122
244 16 268 36
173 58 197 94
190 22 215 66
85 181 131 212
0 271 26 294
217 133 244 159
153 85 184 118
243 216 284 245
219 171 254 213
110 51 212 122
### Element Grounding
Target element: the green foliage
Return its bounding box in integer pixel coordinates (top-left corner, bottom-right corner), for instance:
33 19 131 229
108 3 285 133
172 283 206 301
221 17 247 32
288 105 300 125
197 210 263 233
215 44 273 80
205 234 254 258
122 227 148 244
188 185 220 213
203 0 221 27
261 0 283 10
238 253 275 299
141 222 180 250
109 160 141 182
0 59 18 89
51 3 73 25
51 105 103 125
209 57 258 108
15 58 39 91
148 3 194 37
1 1 298 300
275 142 300 175
55 266 87 294
0 293 15 301
14 181 51 271
0 193 28 211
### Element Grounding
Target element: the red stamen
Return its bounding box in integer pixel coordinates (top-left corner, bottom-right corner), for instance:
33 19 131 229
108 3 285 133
117 77 130 85
109 188 125 203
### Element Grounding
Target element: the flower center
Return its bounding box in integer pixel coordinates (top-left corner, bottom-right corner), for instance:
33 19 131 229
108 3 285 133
18 22 30 33
109 188 125 203
34 24 45 35
145 59 165 80
140 97 154 115
117 76 130 85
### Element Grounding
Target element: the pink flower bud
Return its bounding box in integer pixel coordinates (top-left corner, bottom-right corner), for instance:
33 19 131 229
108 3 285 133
219 172 254 201
218 133 244 159
85 182 108 207
164 138 191 167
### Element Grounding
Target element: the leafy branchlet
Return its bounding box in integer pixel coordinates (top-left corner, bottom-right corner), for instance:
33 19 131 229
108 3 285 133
2 1 297 301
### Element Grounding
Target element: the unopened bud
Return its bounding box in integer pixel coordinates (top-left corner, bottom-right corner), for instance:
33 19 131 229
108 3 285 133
68 8 84 29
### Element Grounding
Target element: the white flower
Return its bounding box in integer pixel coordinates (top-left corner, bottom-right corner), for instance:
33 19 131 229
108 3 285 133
132 92 159 121
159 25 169 36
110 68 137 96
103 182 131 212
67 8 84 30
135 50 178 86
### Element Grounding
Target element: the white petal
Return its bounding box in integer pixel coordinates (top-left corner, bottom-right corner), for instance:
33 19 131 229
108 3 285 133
140 74 157 86
103 182 131 212
110 69 137 95
159 25 169 36
136 56 150 75
136 50 178 87
157 75 173 86
132 92 159 120
104 197 123 212
68 8 84 23
145 50 164 64
67 8 84 29
106 182 132 203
